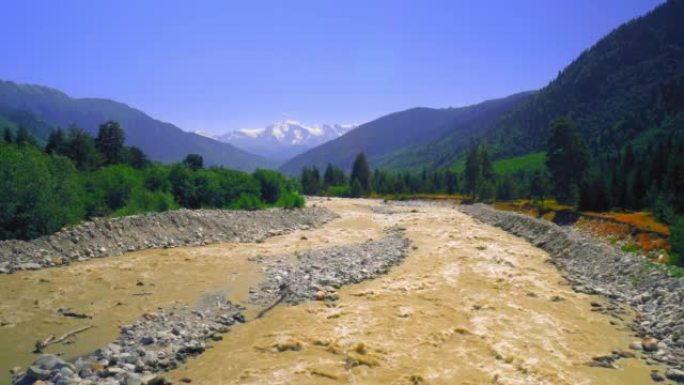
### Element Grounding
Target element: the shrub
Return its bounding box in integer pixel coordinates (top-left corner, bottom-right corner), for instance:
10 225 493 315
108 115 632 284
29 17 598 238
671 216 684 267
0 144 84 239
276 191 305 209
114 190 178 217
230 193 264 211
254 169 288 204
327 185 350 197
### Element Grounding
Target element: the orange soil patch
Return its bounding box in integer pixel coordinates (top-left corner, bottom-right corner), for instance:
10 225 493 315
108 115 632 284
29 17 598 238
495 201 671 255
583 212 670 236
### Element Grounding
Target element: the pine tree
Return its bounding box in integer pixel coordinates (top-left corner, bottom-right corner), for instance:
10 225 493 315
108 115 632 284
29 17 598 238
350 179 363 198
350 153 371 195
15 125 34 146
95 121 125 165
464 143 481 198
2 127 11 144
183 154 204 170
546 117 589 206
45 129 65 155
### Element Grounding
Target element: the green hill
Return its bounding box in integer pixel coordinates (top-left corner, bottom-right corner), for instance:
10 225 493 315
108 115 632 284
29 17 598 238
0 81 276 171
407 0 684 167
279 91 533 175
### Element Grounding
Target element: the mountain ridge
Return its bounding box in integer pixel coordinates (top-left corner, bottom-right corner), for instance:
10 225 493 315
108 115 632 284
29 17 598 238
278 91 535 175
0 80 276 171
216 120 356 161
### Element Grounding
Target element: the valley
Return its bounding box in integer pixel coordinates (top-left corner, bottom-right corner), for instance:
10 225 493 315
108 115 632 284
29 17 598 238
2 199 680 384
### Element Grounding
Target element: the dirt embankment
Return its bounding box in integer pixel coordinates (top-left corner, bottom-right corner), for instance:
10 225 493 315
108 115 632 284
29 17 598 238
460 203 684 376
0 207 337 274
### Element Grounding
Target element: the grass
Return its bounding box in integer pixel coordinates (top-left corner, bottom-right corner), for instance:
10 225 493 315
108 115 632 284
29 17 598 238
621 243 640 253
451 151 546 175
492 152 546 175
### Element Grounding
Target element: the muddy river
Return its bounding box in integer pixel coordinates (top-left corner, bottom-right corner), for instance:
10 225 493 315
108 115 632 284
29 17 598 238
0 198 663 384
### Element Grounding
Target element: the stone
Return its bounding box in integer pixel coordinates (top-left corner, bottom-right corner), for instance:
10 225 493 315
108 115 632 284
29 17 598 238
16 262 42 271
666 369 684 382
651 371 665 382
629 341 642 350
33 354 69 371
125 373 143 385
642 337 659 352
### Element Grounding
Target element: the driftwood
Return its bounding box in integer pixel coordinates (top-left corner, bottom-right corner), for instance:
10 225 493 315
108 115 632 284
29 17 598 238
34 325 93 353
57 308 91 319
132 291 153 296
256 284 290 319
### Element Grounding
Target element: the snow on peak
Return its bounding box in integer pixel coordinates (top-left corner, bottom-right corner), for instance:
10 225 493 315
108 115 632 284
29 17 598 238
218 120 357 146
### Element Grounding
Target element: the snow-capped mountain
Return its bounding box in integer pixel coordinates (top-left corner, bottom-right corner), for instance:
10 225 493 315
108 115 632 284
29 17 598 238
216 120 356 161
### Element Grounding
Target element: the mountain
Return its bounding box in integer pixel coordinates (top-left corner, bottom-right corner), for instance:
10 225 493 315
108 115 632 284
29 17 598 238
396 0 684 168
284 1 684 175
217 120 356 161
278 92 534 175
0 80 276 171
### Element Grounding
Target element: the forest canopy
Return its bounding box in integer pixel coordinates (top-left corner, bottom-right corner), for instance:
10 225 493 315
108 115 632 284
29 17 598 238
0 122 304 240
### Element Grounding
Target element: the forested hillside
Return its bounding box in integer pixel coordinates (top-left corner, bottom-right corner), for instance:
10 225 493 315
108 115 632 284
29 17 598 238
0 122 303 240
293 0 684 228
279 91 533 174
411 0 684 167
0 81 276 171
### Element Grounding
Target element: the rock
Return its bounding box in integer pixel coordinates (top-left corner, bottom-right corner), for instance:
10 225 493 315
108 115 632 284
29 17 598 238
124 373 143 385
616 349 636 358
666 369 684 382
629 341 642 351
651 371 665 382
0 206 337 275
642 337 659 352
16 262 41 271
33 354 70 371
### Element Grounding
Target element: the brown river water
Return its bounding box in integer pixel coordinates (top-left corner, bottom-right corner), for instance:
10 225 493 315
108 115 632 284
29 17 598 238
0 198 664 384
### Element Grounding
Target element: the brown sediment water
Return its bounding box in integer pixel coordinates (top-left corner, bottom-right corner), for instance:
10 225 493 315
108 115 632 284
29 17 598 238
0 199 664 384
0 200 381 385
167 199 662 385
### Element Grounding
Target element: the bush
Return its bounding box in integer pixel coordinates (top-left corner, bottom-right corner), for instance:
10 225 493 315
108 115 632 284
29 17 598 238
0 144 84 239
651 193 676 224
327 185 350 197
114 189 178 217
254 169 288 204
83 165 142 216
276 191 305 209
671 216 684 266
230 193 264 211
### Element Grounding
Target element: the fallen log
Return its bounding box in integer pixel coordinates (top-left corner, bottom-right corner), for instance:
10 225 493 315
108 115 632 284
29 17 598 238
256 284 290 319
34 325 94 353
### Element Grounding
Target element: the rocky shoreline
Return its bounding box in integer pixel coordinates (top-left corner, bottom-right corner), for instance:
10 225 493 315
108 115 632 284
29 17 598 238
459 203 684 382
0 207 337 274
12 294 244 385
250 226 410 307
10 226 410 385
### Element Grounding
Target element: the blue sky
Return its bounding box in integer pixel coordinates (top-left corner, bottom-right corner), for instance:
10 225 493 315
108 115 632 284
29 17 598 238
1 0 664 134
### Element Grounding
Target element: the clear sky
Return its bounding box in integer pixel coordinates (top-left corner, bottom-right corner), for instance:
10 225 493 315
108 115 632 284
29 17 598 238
0 0 664 134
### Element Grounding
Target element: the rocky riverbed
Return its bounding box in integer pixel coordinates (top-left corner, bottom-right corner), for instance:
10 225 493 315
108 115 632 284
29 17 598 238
250 226 410 307
0 207 337 274
12 294 244 385
460 203 684 381
9 210 409 385
3 198 677 385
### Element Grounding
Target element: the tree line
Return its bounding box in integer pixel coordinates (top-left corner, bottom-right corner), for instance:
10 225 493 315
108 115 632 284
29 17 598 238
0 122 304 240
299 115 684 266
